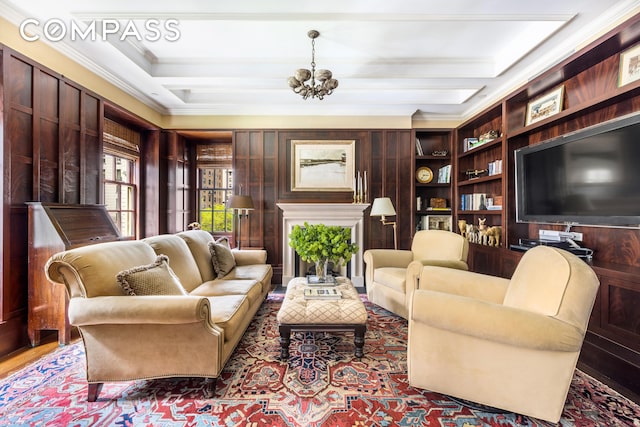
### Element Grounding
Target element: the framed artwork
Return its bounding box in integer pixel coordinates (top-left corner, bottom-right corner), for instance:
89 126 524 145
525 85 565 126
618 43 640 87
421 215 452 231
291 140 355 191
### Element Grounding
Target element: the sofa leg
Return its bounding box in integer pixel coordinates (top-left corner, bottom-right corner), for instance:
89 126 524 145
87 383 103 402
204 377 217 398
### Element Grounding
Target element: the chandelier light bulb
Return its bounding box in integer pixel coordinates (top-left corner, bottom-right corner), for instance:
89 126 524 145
287 76 301 88
287 30 338 100
315 69 332 81
295 69 312 83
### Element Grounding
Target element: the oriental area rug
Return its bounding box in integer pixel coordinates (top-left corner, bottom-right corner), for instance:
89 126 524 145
1 294 639 426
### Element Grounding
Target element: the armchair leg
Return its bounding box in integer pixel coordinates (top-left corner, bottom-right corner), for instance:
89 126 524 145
204 377 217 398
87 383 103 402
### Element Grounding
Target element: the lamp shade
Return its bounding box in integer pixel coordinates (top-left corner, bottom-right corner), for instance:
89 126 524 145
370 197 396 217
227 195 254 210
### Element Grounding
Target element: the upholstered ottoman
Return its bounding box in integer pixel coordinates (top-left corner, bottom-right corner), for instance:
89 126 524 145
277 277 368 359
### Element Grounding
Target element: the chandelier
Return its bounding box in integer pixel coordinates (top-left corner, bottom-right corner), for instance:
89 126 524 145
287 30 338 100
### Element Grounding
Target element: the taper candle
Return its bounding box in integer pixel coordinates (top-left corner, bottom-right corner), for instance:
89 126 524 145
364 170 367 202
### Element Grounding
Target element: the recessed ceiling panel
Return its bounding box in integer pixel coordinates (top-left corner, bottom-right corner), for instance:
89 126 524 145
0 0 635 120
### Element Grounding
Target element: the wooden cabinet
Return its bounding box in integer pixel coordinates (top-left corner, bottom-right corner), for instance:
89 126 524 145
414 130 453 232
583 263 640 395
27 203 121 346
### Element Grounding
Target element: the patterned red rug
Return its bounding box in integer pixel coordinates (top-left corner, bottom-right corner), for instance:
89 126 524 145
1 294 639 426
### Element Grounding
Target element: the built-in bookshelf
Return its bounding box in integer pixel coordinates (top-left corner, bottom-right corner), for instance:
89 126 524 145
413 130 453 232
449 14 640 397
454 104 505 243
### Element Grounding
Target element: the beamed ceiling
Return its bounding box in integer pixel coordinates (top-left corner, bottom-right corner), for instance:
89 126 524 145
1 0 638 124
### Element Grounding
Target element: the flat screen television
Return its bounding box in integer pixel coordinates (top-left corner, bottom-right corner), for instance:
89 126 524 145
515 112 640 228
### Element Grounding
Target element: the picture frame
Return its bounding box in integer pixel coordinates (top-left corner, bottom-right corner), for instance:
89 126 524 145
618 43 640 87
291 140 355 192
525 85 565 126
421 215 452 231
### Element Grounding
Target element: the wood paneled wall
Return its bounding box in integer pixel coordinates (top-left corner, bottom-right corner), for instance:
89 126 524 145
140 129 161 237
0 46 103 356
371 130 414 249
234 129 413 284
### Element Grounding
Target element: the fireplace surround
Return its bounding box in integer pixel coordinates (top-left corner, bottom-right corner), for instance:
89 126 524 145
277 203 370 286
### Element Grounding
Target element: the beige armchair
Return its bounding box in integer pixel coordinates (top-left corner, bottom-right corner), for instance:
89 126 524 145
363 230 469 319
407 245 600 423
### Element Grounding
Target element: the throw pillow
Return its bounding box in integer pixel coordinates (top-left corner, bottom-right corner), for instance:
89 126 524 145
208 237 236 278
117 255 188 296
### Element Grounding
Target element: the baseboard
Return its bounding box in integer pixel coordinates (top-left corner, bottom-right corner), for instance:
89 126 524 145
578 361 640 404
580 332 640 404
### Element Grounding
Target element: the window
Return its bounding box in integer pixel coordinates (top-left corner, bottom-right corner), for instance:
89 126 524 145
103 119 140 238
103 154 137 237
196 143 233 233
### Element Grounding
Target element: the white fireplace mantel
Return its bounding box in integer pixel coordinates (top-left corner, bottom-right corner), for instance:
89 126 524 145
277 203 370 286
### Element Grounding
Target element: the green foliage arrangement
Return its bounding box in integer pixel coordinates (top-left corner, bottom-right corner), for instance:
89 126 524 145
288 222 359 267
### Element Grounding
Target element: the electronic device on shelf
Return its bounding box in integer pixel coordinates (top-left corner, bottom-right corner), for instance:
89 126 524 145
510 238 594 261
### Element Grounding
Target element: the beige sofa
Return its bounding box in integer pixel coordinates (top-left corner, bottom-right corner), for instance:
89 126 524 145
45 229 272 401
407 246 599 423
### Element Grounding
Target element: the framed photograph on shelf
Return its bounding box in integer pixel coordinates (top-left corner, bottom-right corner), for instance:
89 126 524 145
525 85 565 126
291 140 355 192
421 215 452 231
618 43 640 87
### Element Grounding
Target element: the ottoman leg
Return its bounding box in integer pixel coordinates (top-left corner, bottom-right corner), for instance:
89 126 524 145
279 325 291 359
354 324 366 358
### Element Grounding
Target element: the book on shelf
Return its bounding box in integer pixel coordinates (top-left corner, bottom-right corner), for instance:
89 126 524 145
488 159 503 176
437 164 451 183
415 138 424 156
460 193 491 211
304 287 342 300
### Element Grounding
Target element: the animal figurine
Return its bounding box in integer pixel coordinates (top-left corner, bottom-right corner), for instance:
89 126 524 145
485 226 502 247
465 223 479 243
480 227 490 244
474 218 489 244
458 219 467 238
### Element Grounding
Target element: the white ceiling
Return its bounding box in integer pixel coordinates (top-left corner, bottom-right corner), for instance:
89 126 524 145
1 0 638 123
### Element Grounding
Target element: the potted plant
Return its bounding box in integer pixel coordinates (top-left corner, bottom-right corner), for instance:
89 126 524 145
288 222 359 282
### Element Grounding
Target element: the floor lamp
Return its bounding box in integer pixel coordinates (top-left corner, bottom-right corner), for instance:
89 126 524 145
227 194 254 249
370 197 398 250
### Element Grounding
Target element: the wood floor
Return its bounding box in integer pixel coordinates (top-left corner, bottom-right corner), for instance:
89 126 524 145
0 330 80 379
